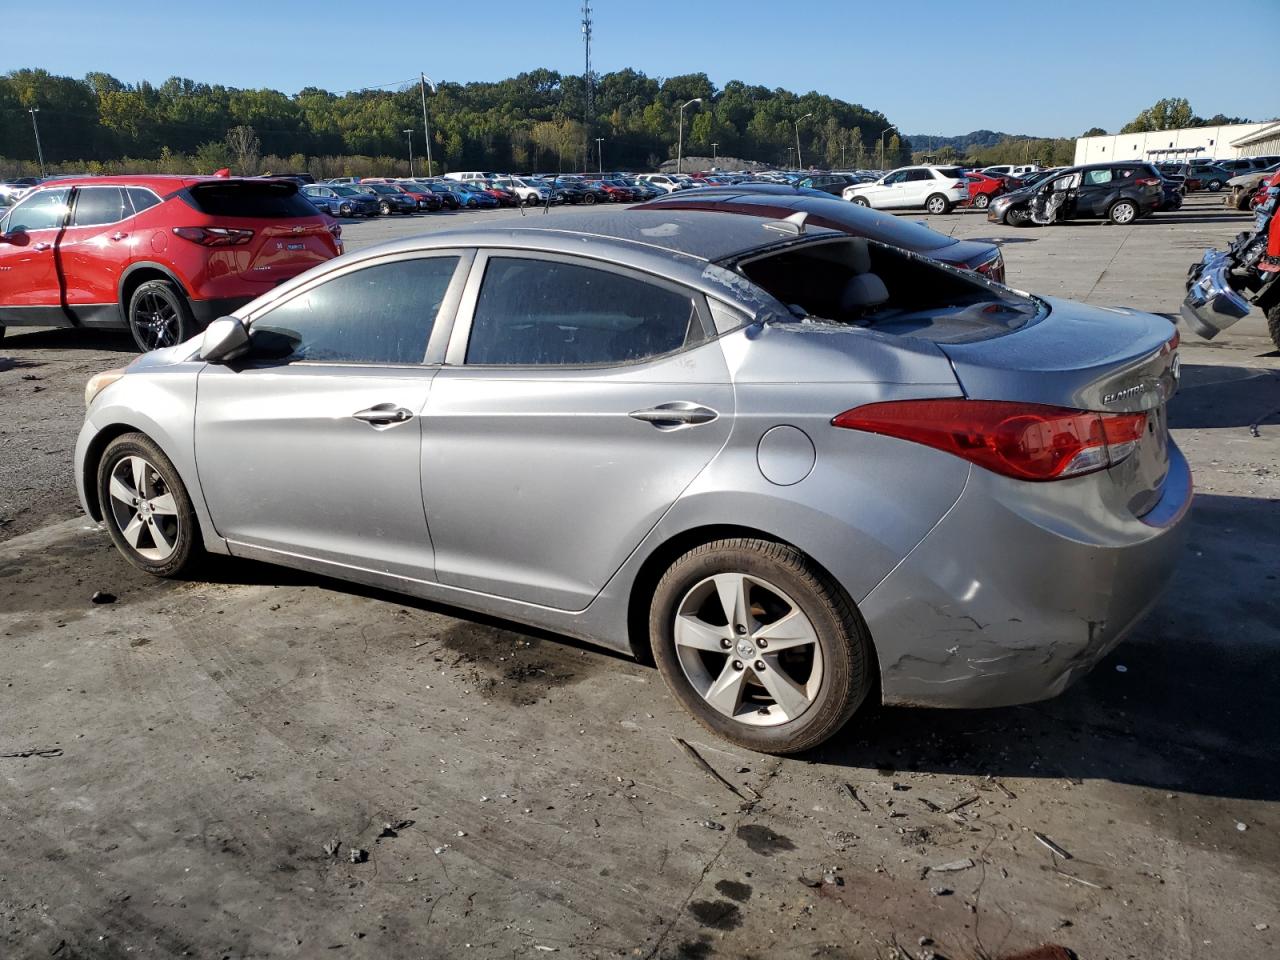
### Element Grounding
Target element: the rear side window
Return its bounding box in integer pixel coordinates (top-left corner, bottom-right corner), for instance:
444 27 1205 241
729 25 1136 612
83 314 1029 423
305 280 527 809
465 257 700 366
127 188 161 215
937 167 965 179
250 257 460 364
72 186 131 227
183 181 317 218
1084 169 1114 185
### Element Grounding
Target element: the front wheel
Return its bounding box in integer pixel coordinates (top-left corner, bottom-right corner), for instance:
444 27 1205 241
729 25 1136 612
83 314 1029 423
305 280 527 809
127 279 195 352
925 193 951 215
1109 199 1138 224
650 538 873 754
1208 180 1223 193
850 196 870 207
97 432 201 578
339 202 353 216
583 193 598 205
379 201 393 216
1006 206 1032 227
974 193 991 210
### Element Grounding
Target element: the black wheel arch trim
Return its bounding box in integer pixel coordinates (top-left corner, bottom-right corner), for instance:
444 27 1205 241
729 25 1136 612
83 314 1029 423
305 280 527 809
118 262 190 308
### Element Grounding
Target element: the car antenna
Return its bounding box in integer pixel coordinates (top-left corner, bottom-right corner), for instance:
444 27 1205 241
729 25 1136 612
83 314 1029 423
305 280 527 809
763 211 808 236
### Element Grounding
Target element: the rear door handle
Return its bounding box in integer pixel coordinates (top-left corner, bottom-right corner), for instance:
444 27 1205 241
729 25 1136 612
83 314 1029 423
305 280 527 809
628 402 719 429
352 403 414 427
110 231 128 241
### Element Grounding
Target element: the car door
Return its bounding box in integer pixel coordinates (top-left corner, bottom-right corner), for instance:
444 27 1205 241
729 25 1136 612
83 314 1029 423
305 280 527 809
902 169 936 207
194 252 470 585
422 251 734 611
58 186 136 321
0 187 71 324
1075 168 1115 217
863 171 903 207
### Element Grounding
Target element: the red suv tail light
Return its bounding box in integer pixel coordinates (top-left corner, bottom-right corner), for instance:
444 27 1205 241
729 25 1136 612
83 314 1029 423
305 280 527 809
833 399 1146 481
173 226 254 246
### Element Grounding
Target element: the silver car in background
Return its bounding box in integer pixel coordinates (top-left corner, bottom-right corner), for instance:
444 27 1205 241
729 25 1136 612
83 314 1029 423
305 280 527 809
75 210 1190 754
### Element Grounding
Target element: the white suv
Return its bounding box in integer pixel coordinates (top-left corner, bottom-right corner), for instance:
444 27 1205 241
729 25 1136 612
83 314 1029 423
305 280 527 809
842 165 969 214
636 174 686 193
490 175 551 205
982 164 1041 178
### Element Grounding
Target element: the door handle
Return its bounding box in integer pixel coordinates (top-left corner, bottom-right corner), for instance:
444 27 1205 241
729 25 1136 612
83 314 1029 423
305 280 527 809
33 241 51 251
110 231 128 241
628 402 719 429
352 404 414 426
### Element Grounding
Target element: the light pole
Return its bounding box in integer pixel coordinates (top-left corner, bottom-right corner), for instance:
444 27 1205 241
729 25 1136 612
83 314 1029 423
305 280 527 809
879 125 897 168
711 142 718 165
419 74 436 177
794 112 813 171
403 129 415 178
786 146 794 169
29 107 45 178
595 137 604 174
676 98 702 175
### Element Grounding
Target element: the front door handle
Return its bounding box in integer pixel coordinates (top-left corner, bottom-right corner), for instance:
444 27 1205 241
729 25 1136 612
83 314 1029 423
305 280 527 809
628 402 719 429
110 231 128 241
352 403 414 426
33 241 51 251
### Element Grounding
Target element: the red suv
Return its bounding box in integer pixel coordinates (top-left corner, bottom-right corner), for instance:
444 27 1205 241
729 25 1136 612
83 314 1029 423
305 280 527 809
0 175 342 351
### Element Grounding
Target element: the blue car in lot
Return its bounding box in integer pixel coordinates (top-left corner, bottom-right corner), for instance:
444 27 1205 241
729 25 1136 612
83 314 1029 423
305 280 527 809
302 184 380 218
450 183 500 209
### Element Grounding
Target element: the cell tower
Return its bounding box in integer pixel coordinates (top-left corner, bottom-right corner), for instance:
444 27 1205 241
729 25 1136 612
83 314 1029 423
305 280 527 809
581 0 593 132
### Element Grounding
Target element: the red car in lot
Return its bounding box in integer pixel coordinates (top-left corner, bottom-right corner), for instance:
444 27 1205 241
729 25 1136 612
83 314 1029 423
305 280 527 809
0 175 341 351
964 171 1008 210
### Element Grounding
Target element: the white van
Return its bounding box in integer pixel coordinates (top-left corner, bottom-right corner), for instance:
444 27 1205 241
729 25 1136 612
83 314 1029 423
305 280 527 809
444 171 496 183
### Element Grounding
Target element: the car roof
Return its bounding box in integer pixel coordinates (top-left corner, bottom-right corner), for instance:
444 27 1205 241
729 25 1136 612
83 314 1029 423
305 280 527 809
24 175 276 191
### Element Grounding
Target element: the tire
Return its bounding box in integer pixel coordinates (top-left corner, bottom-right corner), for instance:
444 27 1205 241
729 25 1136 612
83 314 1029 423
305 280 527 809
1109 199 1138 224
850 196 870 207
467 198 478 209
649 538 873 755
127 279 195 352
925 193 951 215
974 193 991 210
1208 180 1223 193
1007 206 1032 227
379 201 393 216
583 192 598 205
1267 301 1280 353
96 432 200 578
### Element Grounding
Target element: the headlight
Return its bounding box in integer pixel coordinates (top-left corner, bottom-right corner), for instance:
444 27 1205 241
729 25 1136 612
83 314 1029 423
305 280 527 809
85 368 126 408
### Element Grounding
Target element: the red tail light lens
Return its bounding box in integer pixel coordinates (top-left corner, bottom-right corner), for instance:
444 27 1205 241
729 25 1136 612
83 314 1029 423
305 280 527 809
833 399 1147 481
1135 176 1161 187
173 226 254 246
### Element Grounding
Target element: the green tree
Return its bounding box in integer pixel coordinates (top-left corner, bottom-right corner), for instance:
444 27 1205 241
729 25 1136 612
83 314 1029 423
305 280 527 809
1120 98 1195 134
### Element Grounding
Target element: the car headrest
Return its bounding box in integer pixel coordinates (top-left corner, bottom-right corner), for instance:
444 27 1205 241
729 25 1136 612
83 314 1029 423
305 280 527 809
841 273 889 311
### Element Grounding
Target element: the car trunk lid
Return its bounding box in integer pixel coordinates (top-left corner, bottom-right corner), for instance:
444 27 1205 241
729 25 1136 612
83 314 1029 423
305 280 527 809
940 297 1179 516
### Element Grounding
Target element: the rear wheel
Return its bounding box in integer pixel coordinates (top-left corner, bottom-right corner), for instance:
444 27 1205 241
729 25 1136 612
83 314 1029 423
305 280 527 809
974 193 991 210
925 193 951 215
379 201 393 216
583 193 598 205
850 196 870 207
127 279 195 352
96 433 200 578
650 538 873 754
1109 199 1138 224
1208 180 1223 193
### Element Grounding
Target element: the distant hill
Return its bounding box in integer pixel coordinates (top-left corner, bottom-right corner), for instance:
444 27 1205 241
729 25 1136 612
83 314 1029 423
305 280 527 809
905 130 1034 152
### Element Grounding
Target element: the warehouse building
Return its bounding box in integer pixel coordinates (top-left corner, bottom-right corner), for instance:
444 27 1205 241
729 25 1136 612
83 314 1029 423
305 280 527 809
1075 120 1280 164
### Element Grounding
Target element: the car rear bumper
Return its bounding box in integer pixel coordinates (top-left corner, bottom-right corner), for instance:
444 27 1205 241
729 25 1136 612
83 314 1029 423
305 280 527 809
859 442 1192 709
190 296 255 327
1181 249 1252 338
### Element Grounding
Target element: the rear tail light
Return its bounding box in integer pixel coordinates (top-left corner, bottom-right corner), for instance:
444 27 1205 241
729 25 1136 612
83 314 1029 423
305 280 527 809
173 226 254 246
832 399 1147 481
1136 177 1161 187
973 252 1005 282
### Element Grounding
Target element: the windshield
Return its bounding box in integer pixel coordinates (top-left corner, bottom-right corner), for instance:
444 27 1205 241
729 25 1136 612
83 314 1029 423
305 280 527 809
331 186 359 196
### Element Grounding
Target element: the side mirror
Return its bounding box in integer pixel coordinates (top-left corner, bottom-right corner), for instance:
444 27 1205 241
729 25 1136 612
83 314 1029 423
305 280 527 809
0 228 26 245
198 316 251 363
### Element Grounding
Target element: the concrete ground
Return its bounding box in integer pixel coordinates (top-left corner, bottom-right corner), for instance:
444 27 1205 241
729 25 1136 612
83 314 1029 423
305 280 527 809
1 193 1277 960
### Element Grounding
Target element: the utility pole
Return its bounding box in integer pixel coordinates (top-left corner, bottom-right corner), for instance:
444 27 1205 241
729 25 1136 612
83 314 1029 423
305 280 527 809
794 112 813 171
595 138 604 174
711 142 718 164
841 139 846 169
879 125 897 168
403 129 415 178
29 107 45 178
582 1 593 165
677 98 701 175
419 74 436 177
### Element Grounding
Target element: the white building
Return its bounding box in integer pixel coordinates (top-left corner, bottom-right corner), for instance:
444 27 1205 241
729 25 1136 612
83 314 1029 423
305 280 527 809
1074 120 1280 165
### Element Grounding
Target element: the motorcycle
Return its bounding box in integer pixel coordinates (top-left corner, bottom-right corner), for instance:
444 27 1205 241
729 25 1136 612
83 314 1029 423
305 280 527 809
1182 185 1280 350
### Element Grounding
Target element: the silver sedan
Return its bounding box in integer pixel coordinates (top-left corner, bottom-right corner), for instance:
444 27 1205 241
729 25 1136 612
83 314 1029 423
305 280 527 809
75 209 1191 754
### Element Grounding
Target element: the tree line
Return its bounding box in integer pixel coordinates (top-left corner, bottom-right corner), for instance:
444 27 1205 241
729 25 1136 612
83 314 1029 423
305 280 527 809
0 67 912 177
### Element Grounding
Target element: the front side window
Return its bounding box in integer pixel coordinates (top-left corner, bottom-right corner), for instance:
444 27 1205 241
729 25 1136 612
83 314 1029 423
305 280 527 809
883 171 907 185
465 257 700 366
250 256 459 364
72 187 131 227
3 187 71 232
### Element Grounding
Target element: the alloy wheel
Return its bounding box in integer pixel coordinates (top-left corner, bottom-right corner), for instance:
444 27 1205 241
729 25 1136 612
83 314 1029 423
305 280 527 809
106 455 180 563
926 196 947 214
673 573 823 727
975 194 991 209
1111 201 1136 224
132 291 180 350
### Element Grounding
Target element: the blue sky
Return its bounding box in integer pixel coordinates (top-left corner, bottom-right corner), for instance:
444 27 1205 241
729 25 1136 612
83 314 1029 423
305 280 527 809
8 0 1278 137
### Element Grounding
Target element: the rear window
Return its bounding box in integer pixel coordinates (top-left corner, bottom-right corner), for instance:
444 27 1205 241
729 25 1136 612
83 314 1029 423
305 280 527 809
937 167 966 179
183 181 317 218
